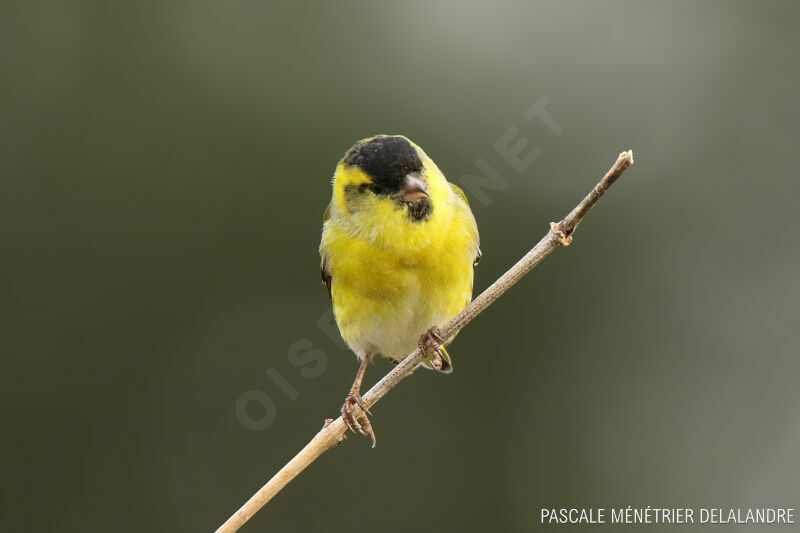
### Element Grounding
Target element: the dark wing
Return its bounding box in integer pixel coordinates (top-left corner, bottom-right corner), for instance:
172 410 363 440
320 255 332 297
320 202 332 298
449 182 482 266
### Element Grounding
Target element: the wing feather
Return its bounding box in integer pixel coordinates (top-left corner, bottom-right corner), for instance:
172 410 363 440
320 202 333 297
449 183 482 266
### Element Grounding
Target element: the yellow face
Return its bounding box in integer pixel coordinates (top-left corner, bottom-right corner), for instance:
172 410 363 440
332 163 377 214
331 135 446 225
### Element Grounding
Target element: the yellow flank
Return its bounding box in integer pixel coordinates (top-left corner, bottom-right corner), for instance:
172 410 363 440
320 136 480 365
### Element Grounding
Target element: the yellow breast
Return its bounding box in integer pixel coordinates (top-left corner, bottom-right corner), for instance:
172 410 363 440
321 184 478 359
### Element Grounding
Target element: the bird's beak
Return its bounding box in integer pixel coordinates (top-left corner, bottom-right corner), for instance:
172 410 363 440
400 173 429 202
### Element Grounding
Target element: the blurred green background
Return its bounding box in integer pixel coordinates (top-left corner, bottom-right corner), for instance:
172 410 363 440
2 1 799 531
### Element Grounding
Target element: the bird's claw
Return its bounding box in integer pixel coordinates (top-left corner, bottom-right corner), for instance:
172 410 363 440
341 392 376 448
419 327 452 373
418 326 444 354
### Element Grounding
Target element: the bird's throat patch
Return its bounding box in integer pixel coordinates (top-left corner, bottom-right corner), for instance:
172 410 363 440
401 197 433 222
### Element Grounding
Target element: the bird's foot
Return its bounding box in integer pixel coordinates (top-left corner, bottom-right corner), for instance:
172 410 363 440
419 327 453 373
341 392 376 448
418 326 444 354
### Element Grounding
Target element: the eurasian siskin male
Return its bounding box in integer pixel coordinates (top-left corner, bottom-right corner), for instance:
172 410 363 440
320 135 480 446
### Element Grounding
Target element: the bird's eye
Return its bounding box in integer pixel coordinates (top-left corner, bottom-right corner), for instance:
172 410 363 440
359 183 383 195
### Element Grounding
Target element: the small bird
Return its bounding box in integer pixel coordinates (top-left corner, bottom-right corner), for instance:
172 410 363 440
319 135 480 446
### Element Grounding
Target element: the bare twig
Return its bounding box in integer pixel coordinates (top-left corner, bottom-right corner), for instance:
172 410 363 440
215 150 635 532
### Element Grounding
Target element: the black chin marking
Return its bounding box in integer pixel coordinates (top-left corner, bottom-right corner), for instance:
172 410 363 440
400 197 433 222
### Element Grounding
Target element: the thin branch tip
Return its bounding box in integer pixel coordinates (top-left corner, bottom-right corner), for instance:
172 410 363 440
622 149 634 164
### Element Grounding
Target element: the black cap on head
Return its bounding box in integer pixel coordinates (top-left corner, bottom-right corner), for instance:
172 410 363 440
343 136 423 192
